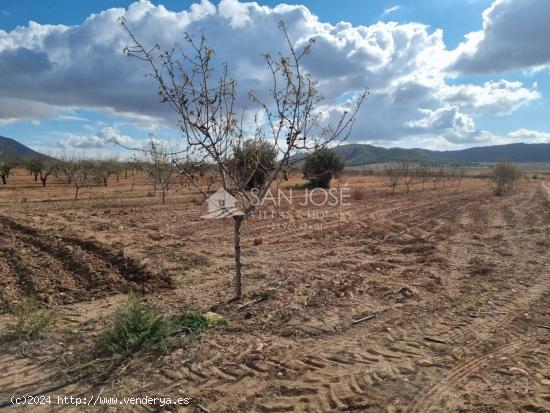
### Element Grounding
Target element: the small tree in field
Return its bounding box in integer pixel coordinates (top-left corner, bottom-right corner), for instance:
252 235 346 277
25 158 42 181
60 153 97 200
302 148 345 188
416 166 430 191
0 153 18 185
492 161 521 196
140 140 176 204
384 162 400 194
36 157 58 187
121 19 366 298
96 157 122 187
400 162 412 193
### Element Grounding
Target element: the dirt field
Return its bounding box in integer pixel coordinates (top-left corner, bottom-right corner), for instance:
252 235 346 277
0 169 549 412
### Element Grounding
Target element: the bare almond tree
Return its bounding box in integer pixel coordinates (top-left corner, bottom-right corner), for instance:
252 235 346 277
401 162 412 193
37 157 58 187
416 166 430 191
121 19 367 298
96 156 122 187
384 162 401 194
139 139 176 204
60 152 98 200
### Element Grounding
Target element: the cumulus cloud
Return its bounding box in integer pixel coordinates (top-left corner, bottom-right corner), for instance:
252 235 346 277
438 80 540 116
59 126 133 148
0 0 544 148
450 0 550 74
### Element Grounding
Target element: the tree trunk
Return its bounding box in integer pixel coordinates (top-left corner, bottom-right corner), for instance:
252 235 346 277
162 189 166 204
74 186 80 201
1 175 6 185
34 173 38 181
41 177 47 187
233 216 244 299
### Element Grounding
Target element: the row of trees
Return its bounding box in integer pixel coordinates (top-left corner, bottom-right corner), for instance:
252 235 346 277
0 153 162 200
383 162 466 193
1 151 523 200
1 155 134 187
382 161 523 195
0 142 344 202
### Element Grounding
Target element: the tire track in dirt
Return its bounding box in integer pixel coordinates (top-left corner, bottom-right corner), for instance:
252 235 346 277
408 285 549 413
238 190 477 247
407 185 550 413
133 327 425 413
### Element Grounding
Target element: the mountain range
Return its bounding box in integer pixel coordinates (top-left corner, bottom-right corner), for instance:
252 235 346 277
0 136 45 159
332 142 550 166
1 135 550 165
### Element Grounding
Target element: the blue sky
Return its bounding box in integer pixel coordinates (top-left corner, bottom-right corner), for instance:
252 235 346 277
0 0 549 155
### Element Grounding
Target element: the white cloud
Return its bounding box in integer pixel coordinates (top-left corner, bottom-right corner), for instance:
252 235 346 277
438 80 540 116
0 0 544 149
58 126 133 148
382 6 401 17
450 0 550 74
0 97 71 126
504 129 550 143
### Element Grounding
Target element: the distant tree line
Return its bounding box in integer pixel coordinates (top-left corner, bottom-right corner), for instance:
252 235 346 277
0 150 522 202
382 162 467 193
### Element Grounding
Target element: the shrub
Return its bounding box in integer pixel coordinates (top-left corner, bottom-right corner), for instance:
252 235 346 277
98 294 168 355
2 296 54 342
302 148 345 188
492 161 521 196
234 140 277 190
168 310 226 336
98 295 226 356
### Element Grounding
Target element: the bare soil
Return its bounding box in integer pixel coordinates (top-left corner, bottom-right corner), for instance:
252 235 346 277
0 170 549 412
